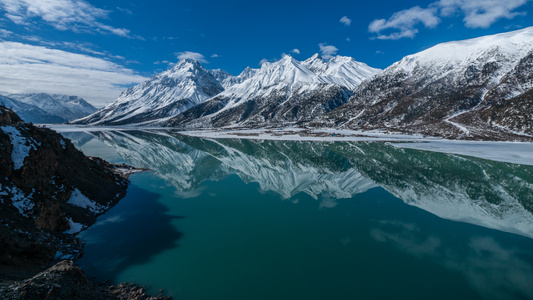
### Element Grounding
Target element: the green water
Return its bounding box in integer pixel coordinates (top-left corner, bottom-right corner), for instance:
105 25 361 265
62 131 533 300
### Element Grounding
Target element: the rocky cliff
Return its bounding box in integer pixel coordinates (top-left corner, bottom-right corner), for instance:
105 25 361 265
0 105 166 299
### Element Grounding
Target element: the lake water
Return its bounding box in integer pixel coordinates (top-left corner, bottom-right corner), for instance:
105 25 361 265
60 130 533 300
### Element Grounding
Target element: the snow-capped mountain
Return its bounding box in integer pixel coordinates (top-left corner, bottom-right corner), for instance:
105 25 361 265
76 54 379 127
313 26 533 140
73 59 225 125
8 93 96 122
165 54 380 128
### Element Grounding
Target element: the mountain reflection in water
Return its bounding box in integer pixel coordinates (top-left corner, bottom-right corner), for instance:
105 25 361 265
64 130 533 239
63 130 533 299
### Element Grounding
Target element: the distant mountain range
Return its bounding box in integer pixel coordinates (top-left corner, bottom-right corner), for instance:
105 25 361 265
73 26 533 141
0 93 96 123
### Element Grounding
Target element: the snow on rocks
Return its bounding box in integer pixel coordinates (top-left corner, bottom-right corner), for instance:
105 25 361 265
66 188 106 214
63 217 86 234
0 183 35 217
1 126 40 170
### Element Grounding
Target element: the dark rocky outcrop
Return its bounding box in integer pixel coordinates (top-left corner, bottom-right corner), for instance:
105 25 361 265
0 106 167 299
0 105 128 271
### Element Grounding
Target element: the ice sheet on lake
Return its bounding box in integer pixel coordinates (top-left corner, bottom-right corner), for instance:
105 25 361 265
392 141 533 166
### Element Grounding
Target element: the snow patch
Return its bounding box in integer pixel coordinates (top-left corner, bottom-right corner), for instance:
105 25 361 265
1 126 40 170
5 184 34 217
67 188 105 213
64 217 85 234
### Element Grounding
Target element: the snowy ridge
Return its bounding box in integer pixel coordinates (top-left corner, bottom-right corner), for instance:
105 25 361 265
215 54 379 112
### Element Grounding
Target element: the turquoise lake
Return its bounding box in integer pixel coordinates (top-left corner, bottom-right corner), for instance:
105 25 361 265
61 130 533 300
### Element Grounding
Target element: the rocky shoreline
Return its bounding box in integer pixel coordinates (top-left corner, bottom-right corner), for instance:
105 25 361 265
0 105 169 299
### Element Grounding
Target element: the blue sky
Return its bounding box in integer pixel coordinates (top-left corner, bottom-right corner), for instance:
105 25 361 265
0 0 532 106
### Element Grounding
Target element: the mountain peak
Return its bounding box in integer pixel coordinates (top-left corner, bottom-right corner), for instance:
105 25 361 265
306 53 323 62
172 58 203 70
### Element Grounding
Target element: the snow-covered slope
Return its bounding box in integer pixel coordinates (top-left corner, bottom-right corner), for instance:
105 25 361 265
166 54 380 128
8 93 96 122
315 26 533 140
73 59 224 125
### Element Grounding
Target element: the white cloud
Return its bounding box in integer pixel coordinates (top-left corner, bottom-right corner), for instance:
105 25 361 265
211 53 219 58
0 42 146 107
368 6 440 40
0 29 12 38
340 16 352 26
346 37 351 42
116 7 133 15
318 43 338 60
438 0 530 28
175 51 207 63
259 58 270 65
0 0 132 37
290 48 300 54
369 0 531 39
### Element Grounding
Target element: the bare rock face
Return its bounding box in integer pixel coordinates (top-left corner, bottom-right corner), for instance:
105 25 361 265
0 105 128 273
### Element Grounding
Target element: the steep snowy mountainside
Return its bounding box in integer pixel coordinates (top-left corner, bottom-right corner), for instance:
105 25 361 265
73 59 224 125
208 69 237 89
8 93 96 121
313 26 533 141
166 54 380 128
